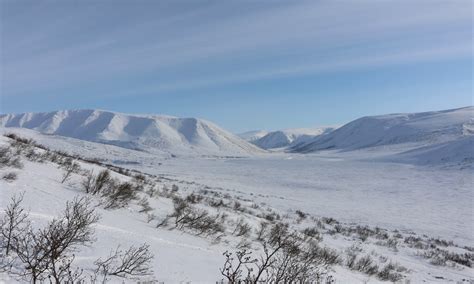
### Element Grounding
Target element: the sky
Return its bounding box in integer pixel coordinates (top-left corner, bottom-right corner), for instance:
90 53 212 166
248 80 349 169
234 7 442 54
0 0 472 133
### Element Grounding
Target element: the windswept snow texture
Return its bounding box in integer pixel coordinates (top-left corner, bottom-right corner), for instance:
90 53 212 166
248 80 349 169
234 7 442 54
292 107 474 163
0 110 263 156
252 128 335 149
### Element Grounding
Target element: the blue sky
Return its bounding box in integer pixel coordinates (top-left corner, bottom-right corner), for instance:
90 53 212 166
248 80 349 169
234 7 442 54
1 0 472 132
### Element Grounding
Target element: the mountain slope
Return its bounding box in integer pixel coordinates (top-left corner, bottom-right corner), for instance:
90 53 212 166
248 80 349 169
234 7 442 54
0 109 264 156
238 130 269 142
291 107 474 153
253 128 335 149
396 135 474 167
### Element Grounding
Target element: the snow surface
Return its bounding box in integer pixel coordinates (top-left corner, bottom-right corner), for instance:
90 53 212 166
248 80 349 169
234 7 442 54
0 109 263 156
1 129 473 283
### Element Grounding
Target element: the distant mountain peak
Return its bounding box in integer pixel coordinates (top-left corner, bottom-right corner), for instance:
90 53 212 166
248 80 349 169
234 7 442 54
250 127 336 150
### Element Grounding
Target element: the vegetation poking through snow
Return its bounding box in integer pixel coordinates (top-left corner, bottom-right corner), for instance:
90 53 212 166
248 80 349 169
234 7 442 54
0 194 154 283
94 244 154 281
1 133 473 282
220 223 338 283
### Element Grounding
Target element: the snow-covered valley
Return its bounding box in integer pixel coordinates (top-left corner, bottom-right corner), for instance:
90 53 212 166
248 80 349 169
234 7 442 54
0 107 473 283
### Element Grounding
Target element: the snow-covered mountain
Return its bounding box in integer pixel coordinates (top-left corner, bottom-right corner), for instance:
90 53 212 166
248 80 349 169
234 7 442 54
291 107 474 153
238 130 269 142
0 109 264 156
252 128 335 149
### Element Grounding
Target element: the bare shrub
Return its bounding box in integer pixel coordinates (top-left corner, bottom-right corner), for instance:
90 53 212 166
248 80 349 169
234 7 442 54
37 197 99 282
387 238 398 251
93 170 112 195
260 212 280 222
185 193 204 204
81 170 96 194
146 213 156 223
94 244 154 281
429 238 454 247
60 158 80 184
0 146 23 169
2 172 18 182
169 197 224 236
348 255 379 275
103 181 137 209
421 248 473 267
295 210 307 221
133 174 147 185
220 223 336 283
145 186 157 198
4 133 35 145
404 235 427 249
171 184 179 193
138 197 153 214
345 251 358 269
233 201 242 211
208 198 225 208
377 262 405 282
302 227 322 241
7 197 99 283
233 219 251 237
322 217 339 225
0 193 29 256
374 227 389 240
255 221 269 242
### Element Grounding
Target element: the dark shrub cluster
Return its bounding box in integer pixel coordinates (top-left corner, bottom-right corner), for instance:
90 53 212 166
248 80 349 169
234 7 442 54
421 248 473 267
2 172 18 182
377 262 405 282
166 197 224 236
232 218 251 237
81 170 139 209
0 145 23 169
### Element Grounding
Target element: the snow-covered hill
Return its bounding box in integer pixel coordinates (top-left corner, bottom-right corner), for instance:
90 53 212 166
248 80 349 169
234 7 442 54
252 128 335 149
291 107 474 155
0 110 263 156
238 130 269 142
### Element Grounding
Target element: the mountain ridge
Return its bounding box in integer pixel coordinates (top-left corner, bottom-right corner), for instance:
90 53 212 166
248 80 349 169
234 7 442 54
251 127 336 150
290 106 473 153
0 109 264 156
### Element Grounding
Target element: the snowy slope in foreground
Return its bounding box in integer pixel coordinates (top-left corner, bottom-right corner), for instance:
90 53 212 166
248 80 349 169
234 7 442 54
0 109 263 156
1 134 473 283
292 107 473 157
252 127 335 149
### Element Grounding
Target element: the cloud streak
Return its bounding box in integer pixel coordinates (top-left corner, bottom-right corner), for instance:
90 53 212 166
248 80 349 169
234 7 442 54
1 0 472 98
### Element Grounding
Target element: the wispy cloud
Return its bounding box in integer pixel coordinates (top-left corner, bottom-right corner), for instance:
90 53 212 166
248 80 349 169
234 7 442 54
1 0 472 98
